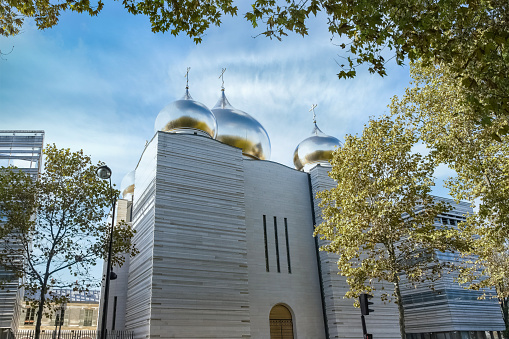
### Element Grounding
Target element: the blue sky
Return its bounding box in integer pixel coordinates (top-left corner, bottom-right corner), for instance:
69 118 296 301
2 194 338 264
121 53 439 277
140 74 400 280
0 2 453 196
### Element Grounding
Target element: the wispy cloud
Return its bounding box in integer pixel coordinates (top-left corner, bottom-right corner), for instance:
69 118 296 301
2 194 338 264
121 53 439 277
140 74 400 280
1 3 412 185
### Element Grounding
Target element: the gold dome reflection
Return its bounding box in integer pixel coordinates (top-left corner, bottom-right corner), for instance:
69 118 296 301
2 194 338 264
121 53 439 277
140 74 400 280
212 90 271 160
162 116 215 137
293 124 341 171
154 89 217 138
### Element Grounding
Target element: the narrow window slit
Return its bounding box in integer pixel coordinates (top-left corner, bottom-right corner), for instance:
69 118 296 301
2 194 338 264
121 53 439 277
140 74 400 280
263 215 269 272
274 216 280 273
285 217 291 274
112 296 118 330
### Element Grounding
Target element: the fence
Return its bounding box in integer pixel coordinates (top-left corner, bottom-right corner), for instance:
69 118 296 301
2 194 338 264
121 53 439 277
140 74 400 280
14 331 133 339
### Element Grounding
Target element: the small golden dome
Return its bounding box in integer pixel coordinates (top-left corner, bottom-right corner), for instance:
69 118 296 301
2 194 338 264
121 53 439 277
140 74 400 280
154 88 217 138
293 123 341 171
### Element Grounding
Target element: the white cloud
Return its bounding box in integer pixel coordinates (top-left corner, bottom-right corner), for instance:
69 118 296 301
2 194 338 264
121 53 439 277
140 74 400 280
0 3 412 183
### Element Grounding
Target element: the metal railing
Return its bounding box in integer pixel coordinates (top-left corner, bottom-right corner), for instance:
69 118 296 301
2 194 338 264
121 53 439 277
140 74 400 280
14 330 133 339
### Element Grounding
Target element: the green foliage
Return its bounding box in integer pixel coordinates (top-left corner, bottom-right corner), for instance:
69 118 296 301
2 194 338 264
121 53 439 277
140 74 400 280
0 144 137 339
391 62 509 235
124 0 238 43
315 116 463 338
0 0 238 43
1 0 104 36
391 61 509 333
246 0 509 130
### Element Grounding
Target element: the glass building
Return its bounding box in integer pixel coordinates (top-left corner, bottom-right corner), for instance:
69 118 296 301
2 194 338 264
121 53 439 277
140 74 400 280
0 131 44 339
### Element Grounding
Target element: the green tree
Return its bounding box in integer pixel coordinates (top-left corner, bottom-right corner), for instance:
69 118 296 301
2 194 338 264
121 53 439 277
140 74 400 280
0 144 137 339
391 61 509 335
0 0 238 40
314 116 462 339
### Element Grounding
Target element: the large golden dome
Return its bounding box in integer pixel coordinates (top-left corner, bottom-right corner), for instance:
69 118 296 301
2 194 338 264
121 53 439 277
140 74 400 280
293 123 341 171
212 90 271 160
154 88 217 138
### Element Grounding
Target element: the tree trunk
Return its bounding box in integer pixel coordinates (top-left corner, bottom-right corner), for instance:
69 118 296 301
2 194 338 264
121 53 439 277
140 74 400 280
394 275 406 339
388 244 406 339
34 279 48 339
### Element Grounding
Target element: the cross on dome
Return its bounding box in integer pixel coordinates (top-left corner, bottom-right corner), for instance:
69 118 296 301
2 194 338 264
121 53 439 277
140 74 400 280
293 104 341 171
185 67 191 89
219 68 226 90
309 104 317 124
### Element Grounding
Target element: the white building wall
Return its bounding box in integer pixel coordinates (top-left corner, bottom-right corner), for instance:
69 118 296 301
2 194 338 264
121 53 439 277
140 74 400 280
125 136 158 339
126 132 251 339
243 159 326 339
309 164 400 339
109 132 505 339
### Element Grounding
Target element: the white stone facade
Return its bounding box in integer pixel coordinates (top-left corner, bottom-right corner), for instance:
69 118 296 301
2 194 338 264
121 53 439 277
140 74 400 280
106 132 370 339
102 131 504 339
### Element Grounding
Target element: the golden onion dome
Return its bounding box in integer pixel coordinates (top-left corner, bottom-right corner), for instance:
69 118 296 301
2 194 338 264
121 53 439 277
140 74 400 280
212 90 271 160
121 170 135 200
154 88 217 138
293 123 341 171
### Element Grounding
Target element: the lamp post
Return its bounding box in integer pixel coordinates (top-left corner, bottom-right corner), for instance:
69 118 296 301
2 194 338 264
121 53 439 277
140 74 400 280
96 165 116 339
57 303 66 339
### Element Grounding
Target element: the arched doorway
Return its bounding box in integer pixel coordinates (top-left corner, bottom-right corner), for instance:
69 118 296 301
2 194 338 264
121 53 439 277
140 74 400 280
269 304 294 339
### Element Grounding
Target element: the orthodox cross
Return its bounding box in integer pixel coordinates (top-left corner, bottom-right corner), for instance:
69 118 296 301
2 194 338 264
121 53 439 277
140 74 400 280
185 67 191 88
219 68 226 89
309 104 318 124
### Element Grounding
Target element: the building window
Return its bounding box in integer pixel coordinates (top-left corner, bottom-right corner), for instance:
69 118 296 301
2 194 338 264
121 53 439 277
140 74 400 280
274 217 280 273
55 308 65 326
263 215 269 272
112 297 118 330
284 218 291 274
24 308 35 325
83 309 93 327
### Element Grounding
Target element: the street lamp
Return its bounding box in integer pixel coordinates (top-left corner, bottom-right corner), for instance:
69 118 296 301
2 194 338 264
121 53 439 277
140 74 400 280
96 165 117 339
97 166 112 180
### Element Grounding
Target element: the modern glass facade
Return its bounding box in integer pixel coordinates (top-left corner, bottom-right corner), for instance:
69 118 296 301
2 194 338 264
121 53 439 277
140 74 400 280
407 330 504 339
0 130 44 339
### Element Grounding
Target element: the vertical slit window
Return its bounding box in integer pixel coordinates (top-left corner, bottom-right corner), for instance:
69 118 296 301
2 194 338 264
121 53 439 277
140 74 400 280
263 215 269 272
274 216 280 273
284 218 291 274
112 296 118 330
128 202 133 222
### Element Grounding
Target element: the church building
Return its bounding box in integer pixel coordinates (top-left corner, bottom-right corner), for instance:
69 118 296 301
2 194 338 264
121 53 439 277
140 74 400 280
100 80 504 339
